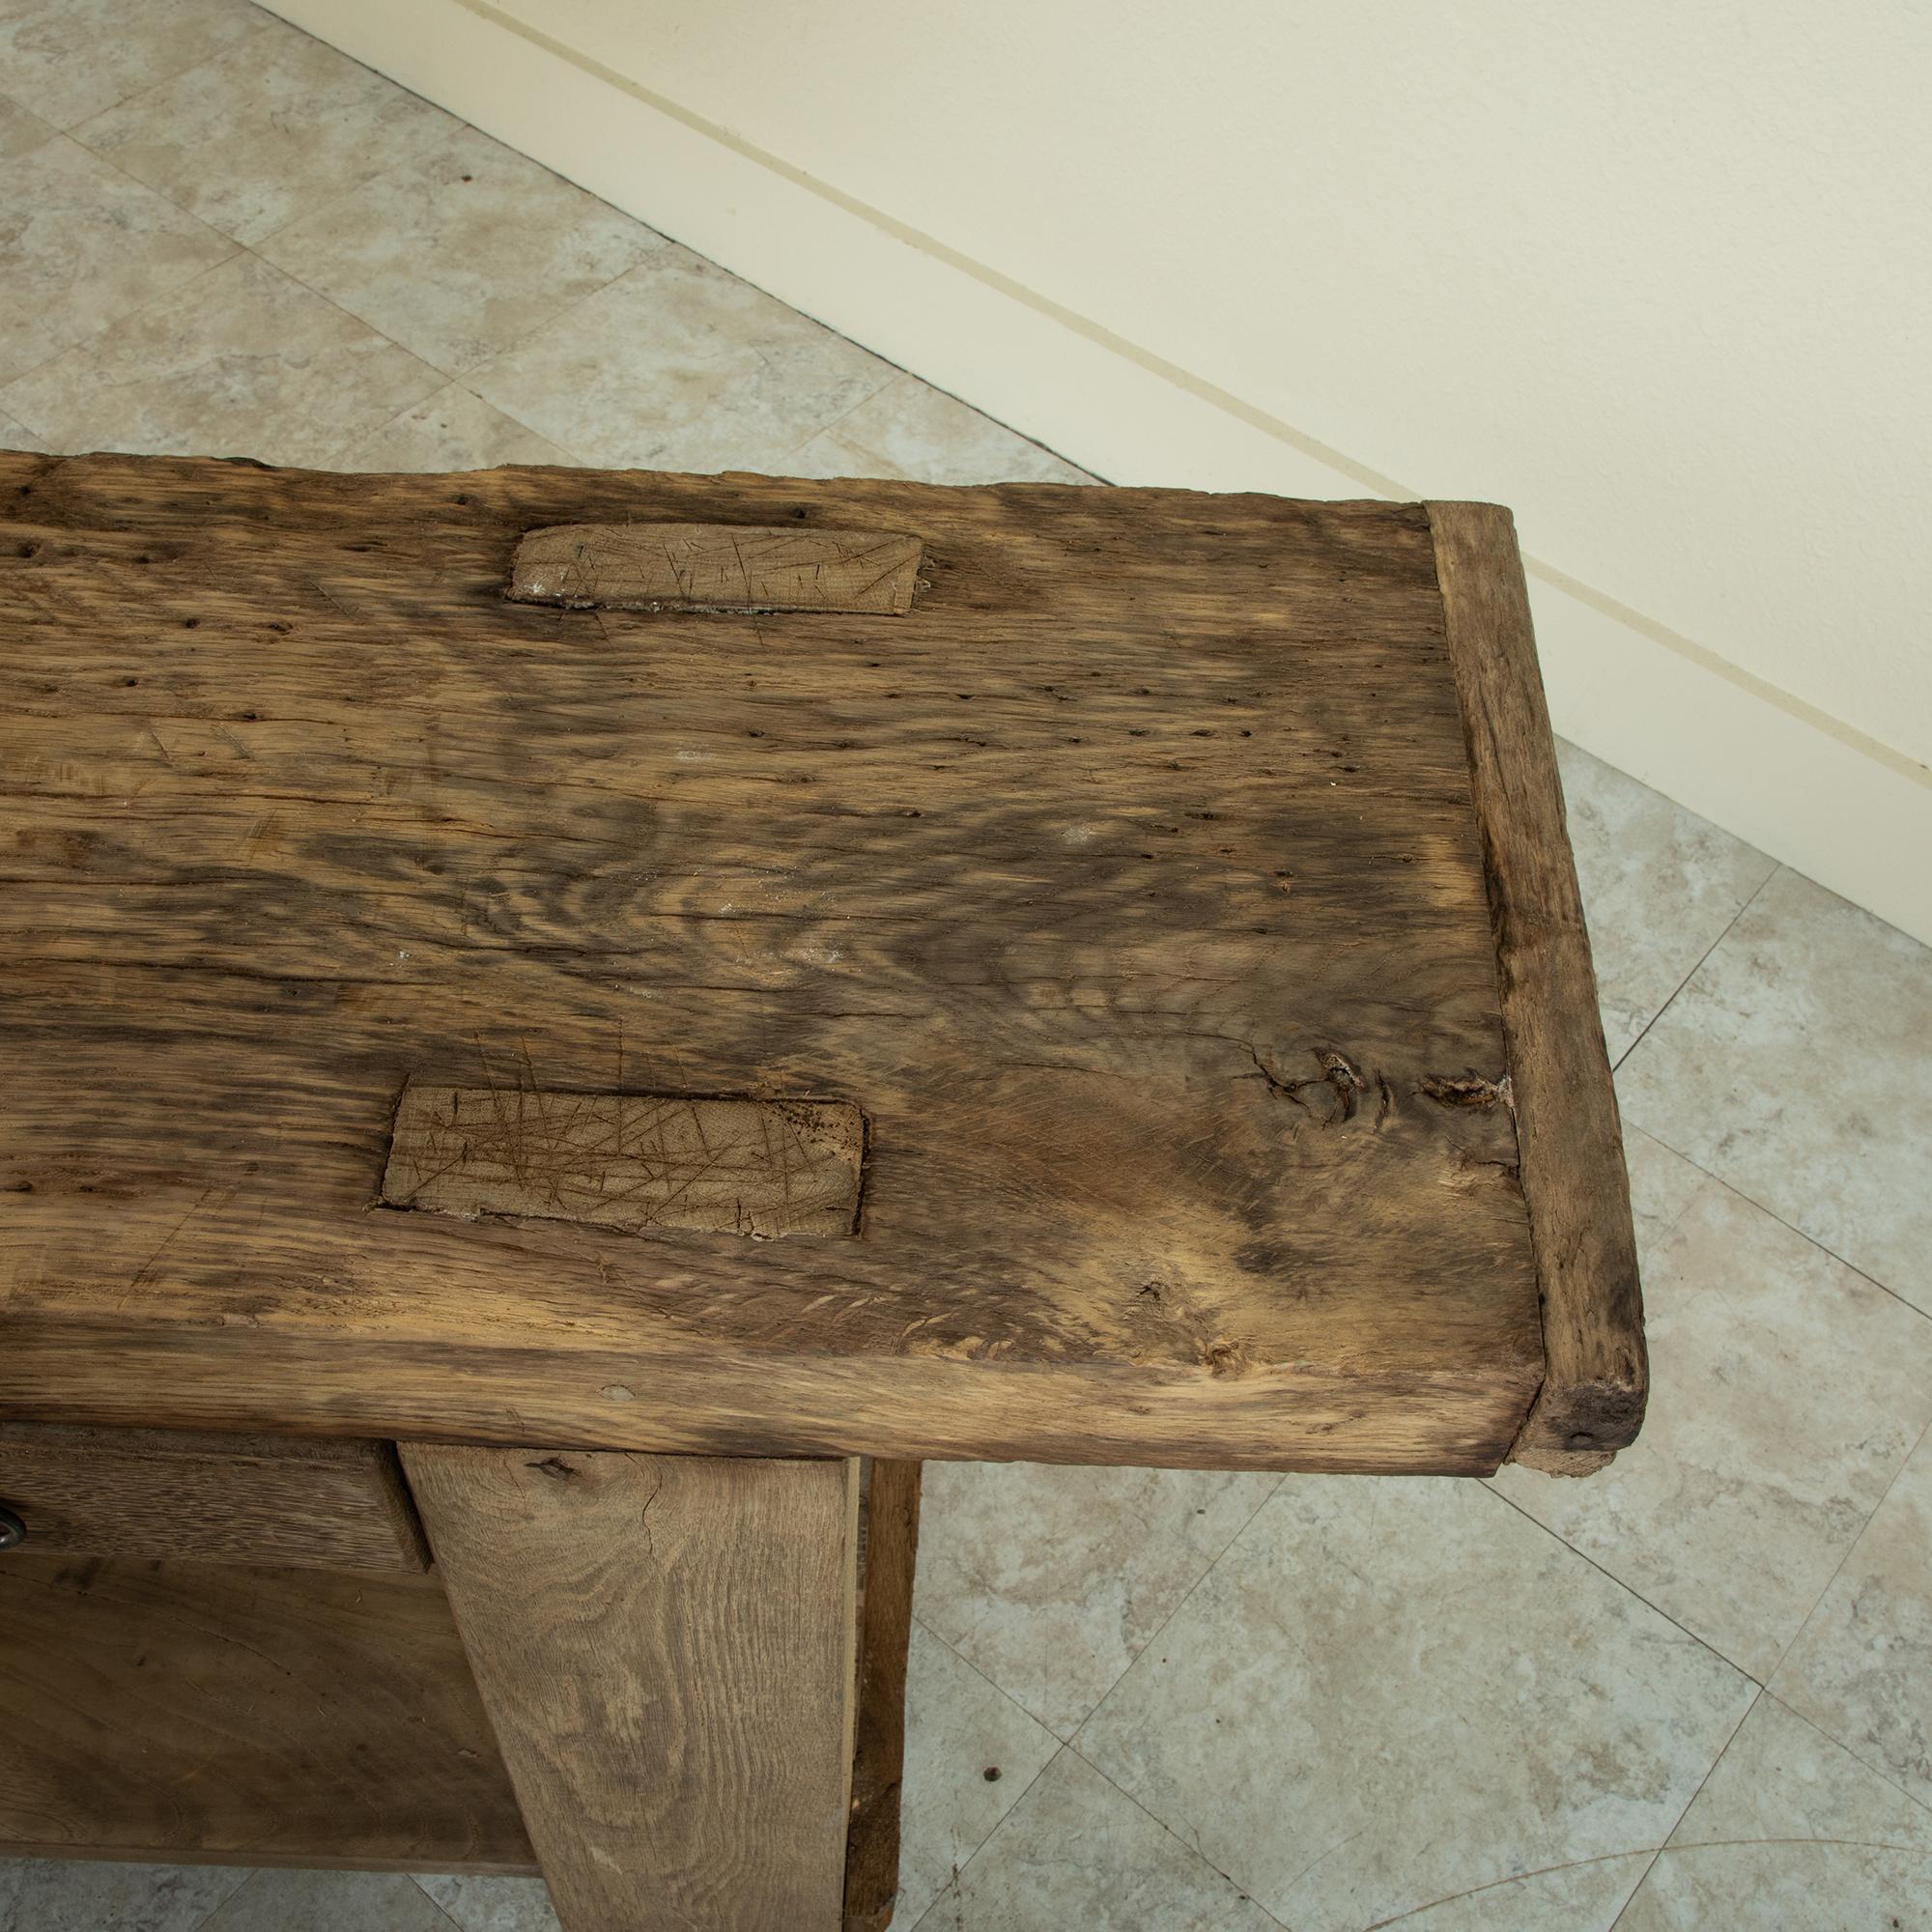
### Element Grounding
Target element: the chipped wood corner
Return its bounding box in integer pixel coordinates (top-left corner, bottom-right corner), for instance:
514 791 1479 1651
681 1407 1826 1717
507 522 926 616
1427 500 1648 1478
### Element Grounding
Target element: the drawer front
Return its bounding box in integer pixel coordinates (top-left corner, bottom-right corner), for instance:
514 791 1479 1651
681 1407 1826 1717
0 1423 428 1573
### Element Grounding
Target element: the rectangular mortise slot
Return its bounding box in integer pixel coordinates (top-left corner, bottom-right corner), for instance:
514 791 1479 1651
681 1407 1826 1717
383 1084 865 1238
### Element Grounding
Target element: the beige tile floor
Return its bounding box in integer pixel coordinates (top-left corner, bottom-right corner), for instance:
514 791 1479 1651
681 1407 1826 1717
1 5 1928 1927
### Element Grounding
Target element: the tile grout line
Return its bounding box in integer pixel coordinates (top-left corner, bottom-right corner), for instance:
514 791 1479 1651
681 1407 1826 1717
33 40 678 463
1629 1130 1932 1330
403 1872 499 1930
1065 1739 1297 1928
56 5 464 257
236 7 978 474
1763 1409 1932 1692
1608 860 1932 1314
762 369 913 473
1063 1473 1288 1746
181 1863 256 1932
0 148 244 416
918 1473 1287 1750
1610 862 1777 1078
0 9 270 140
1755 1682 1932 1827
907 1606 1075 1742
907 1477 1289 1922
907 1736 1295 1932
904 1740 1073 1931
59 3 277 148
1480 1482 1764 1687
1604 1682 1764 1932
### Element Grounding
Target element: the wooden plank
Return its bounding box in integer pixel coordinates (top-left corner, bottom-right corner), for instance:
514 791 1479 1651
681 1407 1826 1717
1 452 1548 1475
404 1444 860 1932
845 1460 922 1932
1428 501 1645 1473
0 1421 427 1572
383 1083 865 1238
509 522 924 614
0 1552 533 1870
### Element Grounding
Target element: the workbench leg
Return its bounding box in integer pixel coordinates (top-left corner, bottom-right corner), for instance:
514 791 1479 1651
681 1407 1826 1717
401 1445 860 1932
845 1459 923 1932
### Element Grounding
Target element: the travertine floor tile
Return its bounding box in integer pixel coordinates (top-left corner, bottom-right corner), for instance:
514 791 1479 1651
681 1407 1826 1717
1772 1427 1932 1809
336 384 578 472
1078 1477 1754 1932
0 1857 249 1932
0 408 45 451
0 252 443 465
1555 739 1776 1062
1493 1131 1932 1681
74 14 455 244
0 137 233 387
784 372 1094 486
415 1872 559 1932
0 93 52 157
0 0 259 129
915 1748 1278 1932
257 122 660 375
201 1867 457 1930
466 244 898 472
915 1461 1280 1739
1620 866 1932 1314
896 1621 1062 1925
1617 1693 1932 1929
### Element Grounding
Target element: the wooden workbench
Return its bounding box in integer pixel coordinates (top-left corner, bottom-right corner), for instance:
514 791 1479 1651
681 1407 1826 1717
0 450 1642 1930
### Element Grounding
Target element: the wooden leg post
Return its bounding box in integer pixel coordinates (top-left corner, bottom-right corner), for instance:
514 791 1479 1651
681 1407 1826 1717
845 1460 923 1932
402 1445 861 1932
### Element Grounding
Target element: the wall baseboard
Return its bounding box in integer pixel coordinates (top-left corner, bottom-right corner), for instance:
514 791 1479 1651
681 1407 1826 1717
266 0 1932 947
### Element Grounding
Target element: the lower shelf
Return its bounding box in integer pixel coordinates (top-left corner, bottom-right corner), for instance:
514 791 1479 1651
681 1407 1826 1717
0 1551 536 1873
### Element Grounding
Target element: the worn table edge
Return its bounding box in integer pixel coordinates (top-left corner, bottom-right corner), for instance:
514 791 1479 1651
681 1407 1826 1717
1427 501 1647 1476
0 1340 1539 1476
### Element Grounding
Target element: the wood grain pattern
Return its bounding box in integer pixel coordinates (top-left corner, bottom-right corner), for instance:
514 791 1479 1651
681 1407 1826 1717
405 1445 859 1932
0 451 1562 1473
0 1421 427 1571
0 1550 533 1870
845 1460 922 1932
384 1082 865 1238
509 523 924 614
1428 501 1645 1473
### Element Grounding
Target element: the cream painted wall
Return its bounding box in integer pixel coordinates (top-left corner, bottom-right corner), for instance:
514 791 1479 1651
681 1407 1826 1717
266 0 1932 942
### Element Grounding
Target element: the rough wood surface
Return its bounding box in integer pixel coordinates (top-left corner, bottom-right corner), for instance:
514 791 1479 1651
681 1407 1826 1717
405 1445 859 1932
1428 502 1645 1473
0 1550 533 1870
384 1082 865 1238
845 1459 922 1932
0 451 1568 1473
509 522 923 614
0 1420 427 1570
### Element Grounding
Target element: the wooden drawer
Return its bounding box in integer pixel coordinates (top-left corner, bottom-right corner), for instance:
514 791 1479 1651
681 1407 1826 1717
0 1423 428 1574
